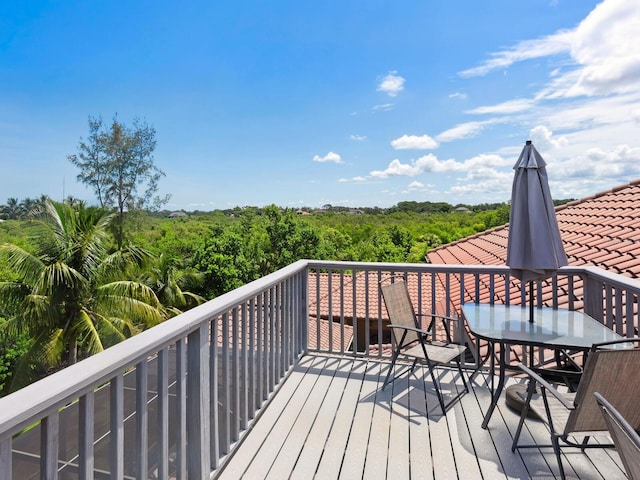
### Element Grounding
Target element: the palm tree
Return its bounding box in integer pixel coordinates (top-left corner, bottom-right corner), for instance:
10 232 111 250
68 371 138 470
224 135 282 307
0 200 164 391
2 197 24 219
140 253 206 317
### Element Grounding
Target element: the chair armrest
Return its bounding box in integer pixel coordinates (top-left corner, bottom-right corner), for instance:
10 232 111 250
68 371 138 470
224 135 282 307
415 313 460 342
519 364 575 410
592 338 640 351
387 324 434 338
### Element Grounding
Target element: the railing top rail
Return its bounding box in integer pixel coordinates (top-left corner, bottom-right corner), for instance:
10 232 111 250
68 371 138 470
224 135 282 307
0 259 309 436
306 261 640 290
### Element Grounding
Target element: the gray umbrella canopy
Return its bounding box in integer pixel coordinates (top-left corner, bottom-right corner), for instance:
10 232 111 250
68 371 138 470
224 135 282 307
506 140 568 284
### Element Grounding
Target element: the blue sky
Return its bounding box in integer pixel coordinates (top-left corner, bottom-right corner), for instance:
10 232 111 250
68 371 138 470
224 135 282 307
2 0 640 210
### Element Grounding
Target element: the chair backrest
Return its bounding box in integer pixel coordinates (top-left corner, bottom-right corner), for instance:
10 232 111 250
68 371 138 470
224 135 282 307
595 392 640 480
566 348 640 433
380 279 420 346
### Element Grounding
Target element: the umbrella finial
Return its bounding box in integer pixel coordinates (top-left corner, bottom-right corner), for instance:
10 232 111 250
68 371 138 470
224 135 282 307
526 140 532 145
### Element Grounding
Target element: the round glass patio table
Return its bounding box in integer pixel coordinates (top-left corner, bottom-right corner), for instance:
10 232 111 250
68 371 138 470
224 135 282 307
461 303 623 429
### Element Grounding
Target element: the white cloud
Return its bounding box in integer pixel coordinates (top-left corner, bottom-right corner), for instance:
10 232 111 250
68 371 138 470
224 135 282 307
370 153 507 179
529 125 568 151
449 92 468 100
339 176 368 183
350 134 367 141
458 30 574 78
436 121 488 142
556 144 640 180
568 0 640 97
373 103 394 112
461 0 640 100
377 71 405 97
390 134 438 150
313 151 343 164
467 98 536 115
407 181 424 189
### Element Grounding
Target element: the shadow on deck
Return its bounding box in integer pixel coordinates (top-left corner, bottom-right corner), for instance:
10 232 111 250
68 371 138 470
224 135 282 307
216 354 625 480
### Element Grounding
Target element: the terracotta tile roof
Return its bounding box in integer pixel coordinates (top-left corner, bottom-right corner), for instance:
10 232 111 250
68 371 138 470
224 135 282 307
427 179 640 286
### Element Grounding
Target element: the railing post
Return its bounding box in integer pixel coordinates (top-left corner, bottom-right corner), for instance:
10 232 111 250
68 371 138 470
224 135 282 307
583 273 604 322
187 322 211 479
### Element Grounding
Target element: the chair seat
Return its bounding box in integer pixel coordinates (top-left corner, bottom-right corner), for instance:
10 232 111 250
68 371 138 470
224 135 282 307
404 342 466 364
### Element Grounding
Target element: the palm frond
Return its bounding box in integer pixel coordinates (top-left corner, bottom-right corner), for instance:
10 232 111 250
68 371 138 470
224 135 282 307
8 328 64 392
73 309 105 356
99 294 164 328
0 281 32 313
36 262 86 296
88 311 129 347
0 244 45 285
98 280 161 306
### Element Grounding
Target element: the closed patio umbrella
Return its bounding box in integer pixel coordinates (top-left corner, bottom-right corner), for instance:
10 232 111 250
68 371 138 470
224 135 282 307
506 140 568 322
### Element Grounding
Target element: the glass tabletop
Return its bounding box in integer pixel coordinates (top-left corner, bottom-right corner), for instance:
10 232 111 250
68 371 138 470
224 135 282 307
462 303 623 349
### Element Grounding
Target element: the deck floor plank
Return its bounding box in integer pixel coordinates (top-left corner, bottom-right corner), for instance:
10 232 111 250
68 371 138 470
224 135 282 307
406 374 435 480
339 361 382 479
463 374 531 480
289 356 357 480
313 358 369 480
215 355 626 480
385 373 410 480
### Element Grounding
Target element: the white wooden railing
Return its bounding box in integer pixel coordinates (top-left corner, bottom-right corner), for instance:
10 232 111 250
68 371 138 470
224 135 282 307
1 261 638 479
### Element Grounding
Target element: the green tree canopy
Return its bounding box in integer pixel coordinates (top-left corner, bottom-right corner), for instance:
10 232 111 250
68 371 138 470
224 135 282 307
68 115 170 248
0 200 164 392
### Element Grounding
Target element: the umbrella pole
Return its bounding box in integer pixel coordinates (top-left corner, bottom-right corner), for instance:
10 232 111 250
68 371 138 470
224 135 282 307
528 281 534 323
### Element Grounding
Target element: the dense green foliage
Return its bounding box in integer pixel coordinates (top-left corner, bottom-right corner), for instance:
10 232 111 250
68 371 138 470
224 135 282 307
0 201 166 392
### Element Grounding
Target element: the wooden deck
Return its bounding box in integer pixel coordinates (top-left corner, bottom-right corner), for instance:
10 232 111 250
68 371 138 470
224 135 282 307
215 354 627 480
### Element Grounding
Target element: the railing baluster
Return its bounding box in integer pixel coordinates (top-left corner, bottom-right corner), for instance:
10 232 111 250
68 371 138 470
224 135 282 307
327 272 333 354
79 391 94 480
0 435 10 479
260 292 268 402
176 339 187 480
157 348 169 479
270 287 276 392
136 360 148 479
248 297 256 419
187 322 210 479
626 291 636 338
221 313 230 454
276 284 283 378
41 412 59 480
339 271 346 354
315 270 321 351
109 373 124 480
210 317 220 468
231 307 239 442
